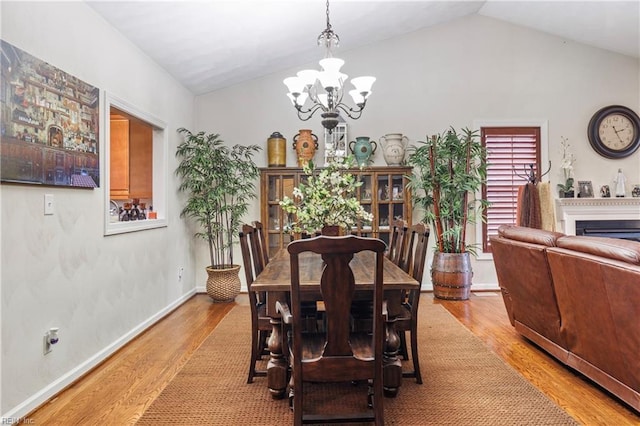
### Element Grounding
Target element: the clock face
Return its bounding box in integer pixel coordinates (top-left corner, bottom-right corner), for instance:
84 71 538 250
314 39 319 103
588 105 640 159
598 113 636 151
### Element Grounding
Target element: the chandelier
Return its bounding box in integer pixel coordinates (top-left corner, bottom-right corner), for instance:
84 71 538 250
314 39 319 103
283 0 375 133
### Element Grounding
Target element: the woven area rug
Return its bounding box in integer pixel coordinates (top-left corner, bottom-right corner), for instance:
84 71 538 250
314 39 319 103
137 303 578 425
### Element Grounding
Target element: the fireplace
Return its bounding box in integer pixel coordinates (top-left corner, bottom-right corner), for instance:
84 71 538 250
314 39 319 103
555 198 640 236
575 219 640 241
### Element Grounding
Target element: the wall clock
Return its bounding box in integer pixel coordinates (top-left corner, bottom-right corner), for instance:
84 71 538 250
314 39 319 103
587 105 640 159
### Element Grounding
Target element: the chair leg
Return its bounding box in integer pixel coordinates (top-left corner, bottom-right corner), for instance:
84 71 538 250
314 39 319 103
399 330 409 360
259 330 269 357
247 330 259 384
247 331 266 383
373 377 384 425
410 328 422 384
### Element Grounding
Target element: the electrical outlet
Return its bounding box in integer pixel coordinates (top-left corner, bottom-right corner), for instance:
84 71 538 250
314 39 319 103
44 194 55 215
43 327 60 355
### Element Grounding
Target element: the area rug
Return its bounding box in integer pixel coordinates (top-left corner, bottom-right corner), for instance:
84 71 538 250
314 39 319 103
137 303 578 425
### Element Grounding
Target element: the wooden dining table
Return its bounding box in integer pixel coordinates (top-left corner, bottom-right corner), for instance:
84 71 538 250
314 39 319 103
250 248 420 399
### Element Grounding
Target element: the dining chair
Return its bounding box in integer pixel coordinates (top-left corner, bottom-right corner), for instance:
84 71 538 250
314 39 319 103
277 235 386 425
239 223 272 384
396 223 429 384
352 220 405 334
387 219 408 266
252 220 270 268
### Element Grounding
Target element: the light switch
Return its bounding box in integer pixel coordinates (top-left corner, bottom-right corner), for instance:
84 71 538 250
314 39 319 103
44 194 54 215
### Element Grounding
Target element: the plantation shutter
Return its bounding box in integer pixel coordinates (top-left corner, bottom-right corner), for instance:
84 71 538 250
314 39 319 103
481 127 540 252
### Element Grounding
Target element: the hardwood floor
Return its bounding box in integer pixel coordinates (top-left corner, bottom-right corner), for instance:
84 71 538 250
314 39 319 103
26 292 639 425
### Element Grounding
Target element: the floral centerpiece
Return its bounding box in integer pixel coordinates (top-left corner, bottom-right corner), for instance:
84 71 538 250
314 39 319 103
279 155 374 235
557 136 575 198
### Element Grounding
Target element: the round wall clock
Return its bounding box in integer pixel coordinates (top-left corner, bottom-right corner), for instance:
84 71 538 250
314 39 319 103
587 105 640 159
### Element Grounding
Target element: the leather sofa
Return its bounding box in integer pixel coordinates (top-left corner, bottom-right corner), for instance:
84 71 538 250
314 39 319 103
491 225 640 412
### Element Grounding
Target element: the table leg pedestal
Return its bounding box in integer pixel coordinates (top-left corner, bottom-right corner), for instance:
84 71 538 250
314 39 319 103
266 317 288 399
383 317 402 397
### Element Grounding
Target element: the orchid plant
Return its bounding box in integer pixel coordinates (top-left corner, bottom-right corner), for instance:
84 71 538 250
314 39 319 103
557 136 575 195
279 156 373 235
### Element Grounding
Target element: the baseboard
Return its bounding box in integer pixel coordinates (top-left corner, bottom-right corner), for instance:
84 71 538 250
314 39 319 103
3 289 196 421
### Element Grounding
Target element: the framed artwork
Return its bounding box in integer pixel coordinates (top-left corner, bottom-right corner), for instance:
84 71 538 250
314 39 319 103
0 40 100 187
577 180 594 198
323 119 347 165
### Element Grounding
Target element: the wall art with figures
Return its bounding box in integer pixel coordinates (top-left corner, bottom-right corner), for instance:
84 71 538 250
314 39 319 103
0 40 100 187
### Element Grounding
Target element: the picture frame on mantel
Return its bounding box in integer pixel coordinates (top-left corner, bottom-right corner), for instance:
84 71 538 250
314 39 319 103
0 39 100 188
577 180 594 198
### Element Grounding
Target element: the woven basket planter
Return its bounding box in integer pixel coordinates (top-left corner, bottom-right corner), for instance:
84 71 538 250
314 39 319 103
206 264 241 302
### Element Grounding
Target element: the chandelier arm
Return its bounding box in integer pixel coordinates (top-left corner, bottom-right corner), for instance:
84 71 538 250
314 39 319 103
333 86 345 109
296 103 324 121
336 103 364 120
307 88 329 113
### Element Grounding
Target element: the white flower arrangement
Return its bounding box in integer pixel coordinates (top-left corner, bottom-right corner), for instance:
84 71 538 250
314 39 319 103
279 155 374 235
557 136 575 193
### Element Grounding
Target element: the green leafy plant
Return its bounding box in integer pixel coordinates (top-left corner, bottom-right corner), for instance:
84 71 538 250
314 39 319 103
175 128 261 268
279 155 373 235
407 127 489 254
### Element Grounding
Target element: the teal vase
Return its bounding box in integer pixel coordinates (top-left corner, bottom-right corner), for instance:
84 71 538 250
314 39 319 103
349 136 377 167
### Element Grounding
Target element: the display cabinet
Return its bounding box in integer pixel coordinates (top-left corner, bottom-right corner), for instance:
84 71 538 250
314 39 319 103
260 166 412 257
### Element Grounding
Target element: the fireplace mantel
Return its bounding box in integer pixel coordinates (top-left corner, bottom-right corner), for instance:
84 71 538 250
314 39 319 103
555 198 640 235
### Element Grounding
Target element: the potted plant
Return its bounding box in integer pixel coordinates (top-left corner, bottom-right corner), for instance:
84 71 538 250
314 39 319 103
557 136 575 198
279 155 373 236
175 128 261 302
406 127 489 300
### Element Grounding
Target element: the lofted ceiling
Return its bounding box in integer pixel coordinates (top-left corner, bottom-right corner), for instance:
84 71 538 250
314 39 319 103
86 0 640 96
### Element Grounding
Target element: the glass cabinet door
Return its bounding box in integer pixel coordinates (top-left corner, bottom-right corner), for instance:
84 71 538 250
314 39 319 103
265 172 296 255
356 173 373 235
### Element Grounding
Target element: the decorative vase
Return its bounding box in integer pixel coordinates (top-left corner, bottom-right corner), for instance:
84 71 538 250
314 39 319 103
379 133 409 166
349 136 377 167
320 225 345 236
267 131 286 167
206 264 241 302
293 129 318 167
431 252 473 301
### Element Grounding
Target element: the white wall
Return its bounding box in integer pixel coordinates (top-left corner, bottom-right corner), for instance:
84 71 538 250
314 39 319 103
195 14 640 290
1 2 196 417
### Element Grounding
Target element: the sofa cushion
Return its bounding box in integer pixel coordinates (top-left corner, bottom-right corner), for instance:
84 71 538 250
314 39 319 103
497 225 565 247
556 236 640 266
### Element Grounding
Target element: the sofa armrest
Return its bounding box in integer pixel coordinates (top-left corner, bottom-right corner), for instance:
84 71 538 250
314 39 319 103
497 225 565 247
556 236 640 265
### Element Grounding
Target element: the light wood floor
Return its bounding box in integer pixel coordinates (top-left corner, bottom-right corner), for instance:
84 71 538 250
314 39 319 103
26 292 639 425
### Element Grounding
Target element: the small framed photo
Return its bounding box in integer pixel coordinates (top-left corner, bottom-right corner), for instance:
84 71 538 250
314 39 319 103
578 180 594 198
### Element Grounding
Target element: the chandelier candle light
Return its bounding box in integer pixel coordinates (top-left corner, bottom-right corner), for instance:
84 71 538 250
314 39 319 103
284 0 375 133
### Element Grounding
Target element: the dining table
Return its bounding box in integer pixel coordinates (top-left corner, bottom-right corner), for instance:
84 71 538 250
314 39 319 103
250 247 420 399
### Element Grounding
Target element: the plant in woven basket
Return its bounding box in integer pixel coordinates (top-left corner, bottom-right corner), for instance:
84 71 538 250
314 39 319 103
176 128 261 301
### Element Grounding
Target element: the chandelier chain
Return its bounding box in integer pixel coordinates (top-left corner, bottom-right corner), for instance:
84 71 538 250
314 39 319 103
325 0 331 32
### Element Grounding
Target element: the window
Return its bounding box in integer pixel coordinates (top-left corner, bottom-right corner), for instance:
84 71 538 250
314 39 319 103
476 123 546 254
104 93 168 235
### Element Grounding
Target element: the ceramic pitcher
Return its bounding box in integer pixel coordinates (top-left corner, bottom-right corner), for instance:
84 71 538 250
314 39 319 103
349 136 377 167
379 133 409 166
293 129 318 167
